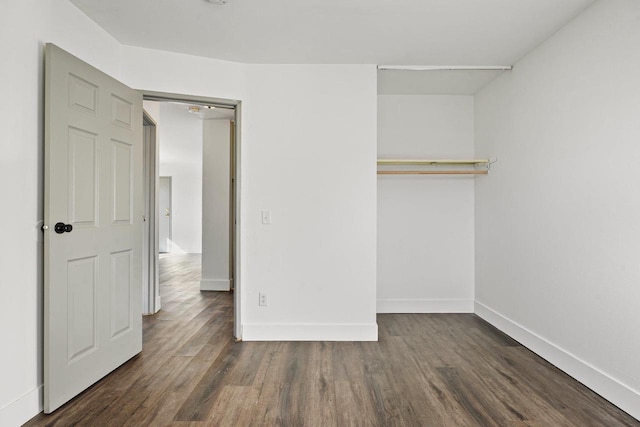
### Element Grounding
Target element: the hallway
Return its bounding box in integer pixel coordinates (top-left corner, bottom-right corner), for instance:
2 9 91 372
26 254 638 426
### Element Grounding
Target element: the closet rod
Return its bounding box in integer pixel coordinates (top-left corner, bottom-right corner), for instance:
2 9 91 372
378 170 488 175
377 159 489 165
377 65 513 71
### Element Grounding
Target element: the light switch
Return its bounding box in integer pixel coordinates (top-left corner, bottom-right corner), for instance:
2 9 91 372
261 210 271 224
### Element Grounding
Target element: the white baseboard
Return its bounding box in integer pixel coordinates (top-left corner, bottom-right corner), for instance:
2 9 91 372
377 298 474 313
242 323 378 341
0 385 42 427
200 279 231 291
475 301 640 421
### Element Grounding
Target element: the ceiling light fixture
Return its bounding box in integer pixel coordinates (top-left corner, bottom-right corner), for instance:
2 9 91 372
188 106 201 113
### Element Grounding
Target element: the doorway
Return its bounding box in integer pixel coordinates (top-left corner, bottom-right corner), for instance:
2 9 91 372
141 92 242 340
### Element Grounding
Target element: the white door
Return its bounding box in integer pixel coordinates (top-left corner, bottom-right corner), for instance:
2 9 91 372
159 176 172 253
44 44 143 413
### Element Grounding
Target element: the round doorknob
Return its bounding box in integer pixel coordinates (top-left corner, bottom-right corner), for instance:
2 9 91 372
54 222 73 234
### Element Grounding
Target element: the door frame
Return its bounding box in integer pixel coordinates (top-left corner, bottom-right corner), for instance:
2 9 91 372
143 112 160 314
141 91 243 340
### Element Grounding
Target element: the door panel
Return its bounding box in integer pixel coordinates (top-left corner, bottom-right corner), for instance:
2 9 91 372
66 256 98 362
110 250 133 337
68 127 98 226
68 73 98 114
44 43 143 413
111 139 133 223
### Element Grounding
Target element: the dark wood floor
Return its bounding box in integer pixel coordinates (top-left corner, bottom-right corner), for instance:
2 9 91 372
26 253 638 426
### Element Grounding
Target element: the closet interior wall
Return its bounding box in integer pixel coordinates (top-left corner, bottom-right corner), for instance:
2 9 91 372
377 95 475 313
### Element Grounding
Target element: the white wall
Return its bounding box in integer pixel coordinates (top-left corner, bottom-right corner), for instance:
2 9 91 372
129 57 380 340
0 1 122 425
201 120 232 291
121 45 246 102
377 96 475 313
474 0 640 419
158 102 203 254
241 65 378 340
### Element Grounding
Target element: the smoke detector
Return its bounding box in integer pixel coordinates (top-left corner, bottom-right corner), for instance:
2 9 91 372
206 0 228 4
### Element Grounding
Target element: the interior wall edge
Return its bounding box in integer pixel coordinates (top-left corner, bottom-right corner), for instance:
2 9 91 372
0 385 42 427
474 301 640 421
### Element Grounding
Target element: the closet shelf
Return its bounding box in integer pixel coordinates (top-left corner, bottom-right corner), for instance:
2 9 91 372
377 158 493 175
378 170 488 175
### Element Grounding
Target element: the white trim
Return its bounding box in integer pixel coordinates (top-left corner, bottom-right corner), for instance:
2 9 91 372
0 385 42 427
377 298 473 313
232 102 242 340
475 301 640 421
200 279 231 291
242 323 378 341
142 111 159 315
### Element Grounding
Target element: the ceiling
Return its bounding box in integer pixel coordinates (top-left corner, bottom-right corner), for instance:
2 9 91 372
70 0 596 65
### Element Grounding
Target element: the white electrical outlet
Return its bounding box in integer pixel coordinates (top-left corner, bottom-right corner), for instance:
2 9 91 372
259 293 268 306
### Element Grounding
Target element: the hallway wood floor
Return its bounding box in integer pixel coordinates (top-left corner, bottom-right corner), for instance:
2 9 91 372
26 254 638 426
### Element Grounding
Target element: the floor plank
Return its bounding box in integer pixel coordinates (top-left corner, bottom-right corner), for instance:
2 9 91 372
25 253 639 426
